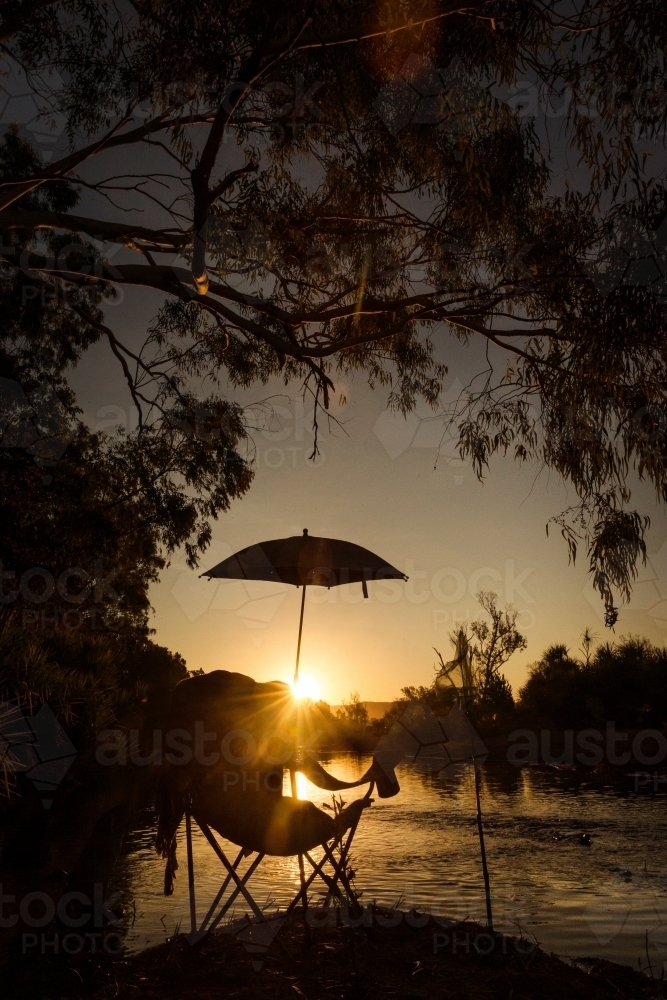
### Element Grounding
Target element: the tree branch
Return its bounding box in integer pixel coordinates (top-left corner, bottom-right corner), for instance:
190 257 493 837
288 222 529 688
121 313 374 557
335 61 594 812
265 1 494 54
0 210 188 252
190 9 313 294
0 108 137 212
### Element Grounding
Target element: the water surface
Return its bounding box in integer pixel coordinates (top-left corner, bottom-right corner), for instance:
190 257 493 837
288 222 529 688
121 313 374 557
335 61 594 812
108 755 667 972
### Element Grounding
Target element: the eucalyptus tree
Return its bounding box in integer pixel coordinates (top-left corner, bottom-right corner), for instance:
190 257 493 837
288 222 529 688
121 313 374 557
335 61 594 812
1 0 667 623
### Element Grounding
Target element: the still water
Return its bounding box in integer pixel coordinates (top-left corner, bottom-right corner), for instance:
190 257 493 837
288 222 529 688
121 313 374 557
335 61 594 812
108 755 667 971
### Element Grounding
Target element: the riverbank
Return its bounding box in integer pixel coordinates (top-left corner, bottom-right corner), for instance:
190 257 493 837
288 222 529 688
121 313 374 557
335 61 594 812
9 908 665 1000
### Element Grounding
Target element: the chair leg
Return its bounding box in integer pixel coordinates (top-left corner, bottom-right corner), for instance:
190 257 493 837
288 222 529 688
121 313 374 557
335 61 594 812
282 859 324 918
303 850 344 904
323 821 359 909
321 841 361 916
185 808 197 935
184 815 266 939
301 836 360 915
199 846 244 934
197 819 267 924
298 852 309 918
182 814 294 964
207 852 266 934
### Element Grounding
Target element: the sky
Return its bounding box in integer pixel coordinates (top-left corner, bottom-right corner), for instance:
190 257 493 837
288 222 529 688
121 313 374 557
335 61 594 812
10 46 667 706
70 288 667 705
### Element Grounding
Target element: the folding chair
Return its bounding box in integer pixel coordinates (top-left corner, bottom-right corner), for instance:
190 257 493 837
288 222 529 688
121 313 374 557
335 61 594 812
154 669 403 966
181 781 374 967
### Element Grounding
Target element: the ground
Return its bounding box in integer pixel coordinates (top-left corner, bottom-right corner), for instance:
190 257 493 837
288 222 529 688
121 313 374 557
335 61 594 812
7 908 666 1000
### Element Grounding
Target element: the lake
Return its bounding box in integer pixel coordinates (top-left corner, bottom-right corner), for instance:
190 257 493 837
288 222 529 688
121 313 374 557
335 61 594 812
108 753 667 973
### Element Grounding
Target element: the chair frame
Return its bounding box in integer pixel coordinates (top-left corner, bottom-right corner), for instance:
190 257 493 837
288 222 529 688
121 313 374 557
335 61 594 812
182 781 374 951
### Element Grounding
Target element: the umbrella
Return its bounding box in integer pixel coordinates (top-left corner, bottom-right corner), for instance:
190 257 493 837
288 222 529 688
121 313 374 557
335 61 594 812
202 529 407 683
202 529 407 914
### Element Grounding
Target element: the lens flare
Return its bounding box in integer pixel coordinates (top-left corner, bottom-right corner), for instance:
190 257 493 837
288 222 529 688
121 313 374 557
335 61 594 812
291 673 321 702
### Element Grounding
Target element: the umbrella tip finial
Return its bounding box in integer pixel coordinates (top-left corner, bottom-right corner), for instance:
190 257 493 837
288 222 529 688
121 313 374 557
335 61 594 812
303 528 308 536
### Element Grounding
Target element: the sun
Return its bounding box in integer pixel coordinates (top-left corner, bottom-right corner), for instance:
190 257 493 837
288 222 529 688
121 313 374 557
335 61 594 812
291 673 322 702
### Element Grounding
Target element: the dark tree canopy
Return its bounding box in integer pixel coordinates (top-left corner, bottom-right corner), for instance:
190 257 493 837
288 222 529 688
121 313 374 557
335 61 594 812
517 636 667 729
2 0 667 622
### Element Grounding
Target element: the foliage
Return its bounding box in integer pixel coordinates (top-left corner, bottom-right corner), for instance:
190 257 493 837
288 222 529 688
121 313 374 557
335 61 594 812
335 691 370 727
1 1 667 620
517 635 667 729
434 591 522 722
0 361 251 629
467 592 526 704
0 620 187 794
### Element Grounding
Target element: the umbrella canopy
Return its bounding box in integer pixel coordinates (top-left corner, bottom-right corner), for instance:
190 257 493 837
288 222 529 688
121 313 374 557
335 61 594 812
202 528 407 593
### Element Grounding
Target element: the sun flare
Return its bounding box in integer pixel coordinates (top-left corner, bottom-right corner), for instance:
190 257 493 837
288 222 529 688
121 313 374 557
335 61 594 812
291 673 322 702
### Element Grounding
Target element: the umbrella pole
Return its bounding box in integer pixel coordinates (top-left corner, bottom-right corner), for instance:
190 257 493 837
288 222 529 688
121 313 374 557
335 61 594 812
291 585 309 932
291 584 307 799
294 583 307 685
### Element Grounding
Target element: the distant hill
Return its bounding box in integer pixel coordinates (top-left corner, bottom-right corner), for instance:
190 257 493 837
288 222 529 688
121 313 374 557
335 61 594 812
330 701 394 720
